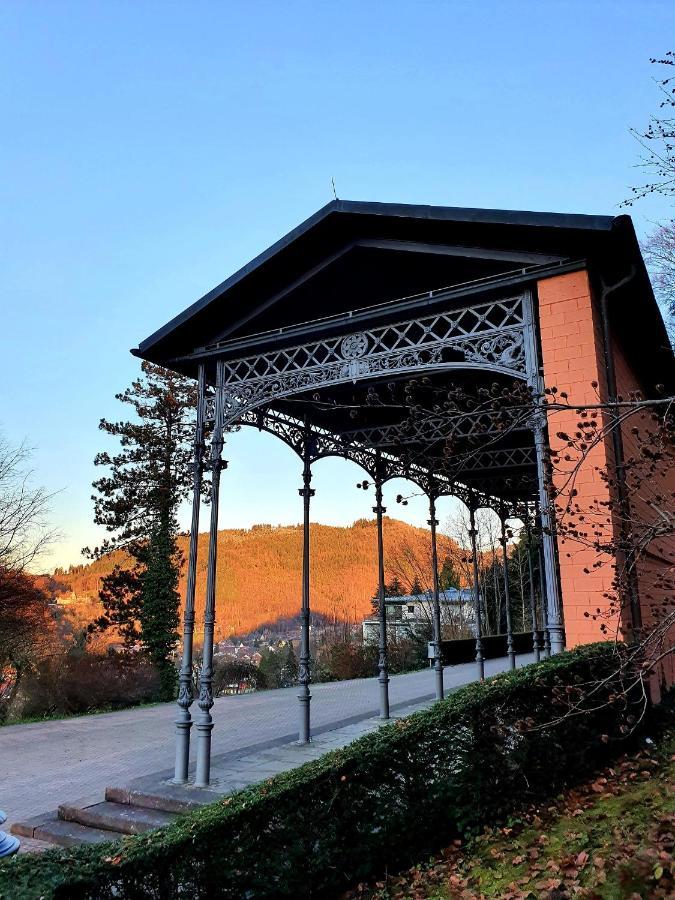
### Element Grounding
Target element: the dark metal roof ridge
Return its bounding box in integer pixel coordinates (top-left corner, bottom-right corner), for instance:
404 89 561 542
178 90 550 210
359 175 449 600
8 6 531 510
331 199 616 231
133 200 619 358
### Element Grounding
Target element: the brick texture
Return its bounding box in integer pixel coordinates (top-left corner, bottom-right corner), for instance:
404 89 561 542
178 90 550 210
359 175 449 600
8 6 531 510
538 272 621 648
537 270 674 691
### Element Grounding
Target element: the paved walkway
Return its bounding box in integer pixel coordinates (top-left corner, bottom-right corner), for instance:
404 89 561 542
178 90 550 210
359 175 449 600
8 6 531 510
2 654 533 837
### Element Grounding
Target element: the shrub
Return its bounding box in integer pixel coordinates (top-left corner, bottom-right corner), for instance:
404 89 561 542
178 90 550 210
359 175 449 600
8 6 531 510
6 651 161 721
388 635 427 673
315 640 378 680
315 636 426 682
211 657 267 694
0 644 642 899
257 644 298 688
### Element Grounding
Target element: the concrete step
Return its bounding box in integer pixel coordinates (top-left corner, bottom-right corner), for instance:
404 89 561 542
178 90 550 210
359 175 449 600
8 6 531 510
12 811 121 848
106 784 210 814
59 801 178 836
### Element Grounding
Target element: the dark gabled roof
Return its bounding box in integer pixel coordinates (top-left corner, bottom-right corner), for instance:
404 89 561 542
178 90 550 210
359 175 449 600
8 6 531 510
132 199 673 392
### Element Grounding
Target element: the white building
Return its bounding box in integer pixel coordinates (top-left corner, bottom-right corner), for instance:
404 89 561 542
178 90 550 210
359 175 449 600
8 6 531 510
362 589 474 643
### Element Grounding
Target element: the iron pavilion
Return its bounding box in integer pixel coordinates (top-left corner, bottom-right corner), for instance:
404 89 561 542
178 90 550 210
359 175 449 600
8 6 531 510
134 200 671 788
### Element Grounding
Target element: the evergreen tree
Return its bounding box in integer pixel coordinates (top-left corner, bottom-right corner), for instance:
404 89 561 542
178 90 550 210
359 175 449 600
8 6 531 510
370 586 380 617
410 576 423 596
258 643 299 689
281 643 299 687
371 574 405 616
85 362 201 699
386 576 405 596
439 556 460 591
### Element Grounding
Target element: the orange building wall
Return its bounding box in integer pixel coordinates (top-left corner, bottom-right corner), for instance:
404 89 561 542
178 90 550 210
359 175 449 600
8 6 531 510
537 270 674 691
611 337 675 690
537 271 621 648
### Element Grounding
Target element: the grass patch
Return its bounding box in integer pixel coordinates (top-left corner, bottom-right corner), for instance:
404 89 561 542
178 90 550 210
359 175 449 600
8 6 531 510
350 730 675 899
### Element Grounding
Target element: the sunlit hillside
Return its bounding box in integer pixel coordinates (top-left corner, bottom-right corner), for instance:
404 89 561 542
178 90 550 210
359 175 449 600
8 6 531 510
48 518 463 641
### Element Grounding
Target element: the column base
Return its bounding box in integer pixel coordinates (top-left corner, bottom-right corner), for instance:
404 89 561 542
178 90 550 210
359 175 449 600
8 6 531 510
434 663 444 701
549 627 565 655
379 675 390 720
297 689 312 744
173 717 193 785
194 719 214 788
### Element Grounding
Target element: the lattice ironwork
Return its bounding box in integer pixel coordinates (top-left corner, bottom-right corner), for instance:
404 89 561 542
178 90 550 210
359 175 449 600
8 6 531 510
230 405 509 509
198 289 545 510
339 407 530 449
446 445 536 474
211 294 527 427
464 472 538 503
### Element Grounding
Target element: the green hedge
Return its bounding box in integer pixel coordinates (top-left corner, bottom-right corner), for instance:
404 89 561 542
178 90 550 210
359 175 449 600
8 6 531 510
0 644 640 900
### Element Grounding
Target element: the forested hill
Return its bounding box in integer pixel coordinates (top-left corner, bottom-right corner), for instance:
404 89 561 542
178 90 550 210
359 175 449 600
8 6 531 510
46 518 462 641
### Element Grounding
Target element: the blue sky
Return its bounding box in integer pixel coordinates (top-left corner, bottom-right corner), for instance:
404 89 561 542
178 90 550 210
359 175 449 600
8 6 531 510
2 1 674 570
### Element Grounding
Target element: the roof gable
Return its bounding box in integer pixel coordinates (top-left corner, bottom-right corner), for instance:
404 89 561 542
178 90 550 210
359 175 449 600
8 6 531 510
134 200 619 363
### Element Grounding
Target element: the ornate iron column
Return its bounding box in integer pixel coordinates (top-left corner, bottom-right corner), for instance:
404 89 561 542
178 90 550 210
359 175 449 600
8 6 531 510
373 458 390 719
468 496 485 680
174 364 206 785
499 504 516 670
297 432 315 744
524 515 541 662
195 360 226 788
532 419 565 654
428 492 444 701
522 290 565 655
537 531 552 658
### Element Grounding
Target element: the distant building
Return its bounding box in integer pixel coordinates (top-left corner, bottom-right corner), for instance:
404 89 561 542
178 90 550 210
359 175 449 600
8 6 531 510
362 589 474 643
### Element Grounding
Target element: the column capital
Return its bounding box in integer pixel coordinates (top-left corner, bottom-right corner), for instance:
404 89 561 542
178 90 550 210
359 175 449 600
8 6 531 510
204 457 228 473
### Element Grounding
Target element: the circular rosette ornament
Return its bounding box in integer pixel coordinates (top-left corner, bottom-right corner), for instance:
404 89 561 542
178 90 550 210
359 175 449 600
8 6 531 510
340 332 368 359
340 333 370 382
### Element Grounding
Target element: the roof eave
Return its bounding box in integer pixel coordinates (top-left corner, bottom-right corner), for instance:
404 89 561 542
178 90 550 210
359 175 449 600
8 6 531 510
133 200 618 360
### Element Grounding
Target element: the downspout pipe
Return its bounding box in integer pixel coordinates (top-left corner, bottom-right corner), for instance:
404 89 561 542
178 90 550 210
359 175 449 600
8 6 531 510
597 266 642 636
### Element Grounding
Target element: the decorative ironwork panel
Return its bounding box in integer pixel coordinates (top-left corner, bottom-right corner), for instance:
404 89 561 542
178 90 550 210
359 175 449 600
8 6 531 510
340 407 530 448
232 405 503 509
447 445 536 474
210 294 527 426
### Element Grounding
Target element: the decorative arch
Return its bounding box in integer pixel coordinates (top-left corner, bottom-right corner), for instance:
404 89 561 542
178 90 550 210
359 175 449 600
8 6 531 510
209 293 529 429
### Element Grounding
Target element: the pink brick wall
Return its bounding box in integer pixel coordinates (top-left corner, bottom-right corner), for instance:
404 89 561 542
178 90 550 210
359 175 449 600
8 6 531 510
537 271 622 647
537 270 674 691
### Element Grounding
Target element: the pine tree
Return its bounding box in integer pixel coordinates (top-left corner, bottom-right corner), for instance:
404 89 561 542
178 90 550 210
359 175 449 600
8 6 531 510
85 362 201 699
439 556 460 591
371 574 405 616
386 576 405 596
410 576 423 596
